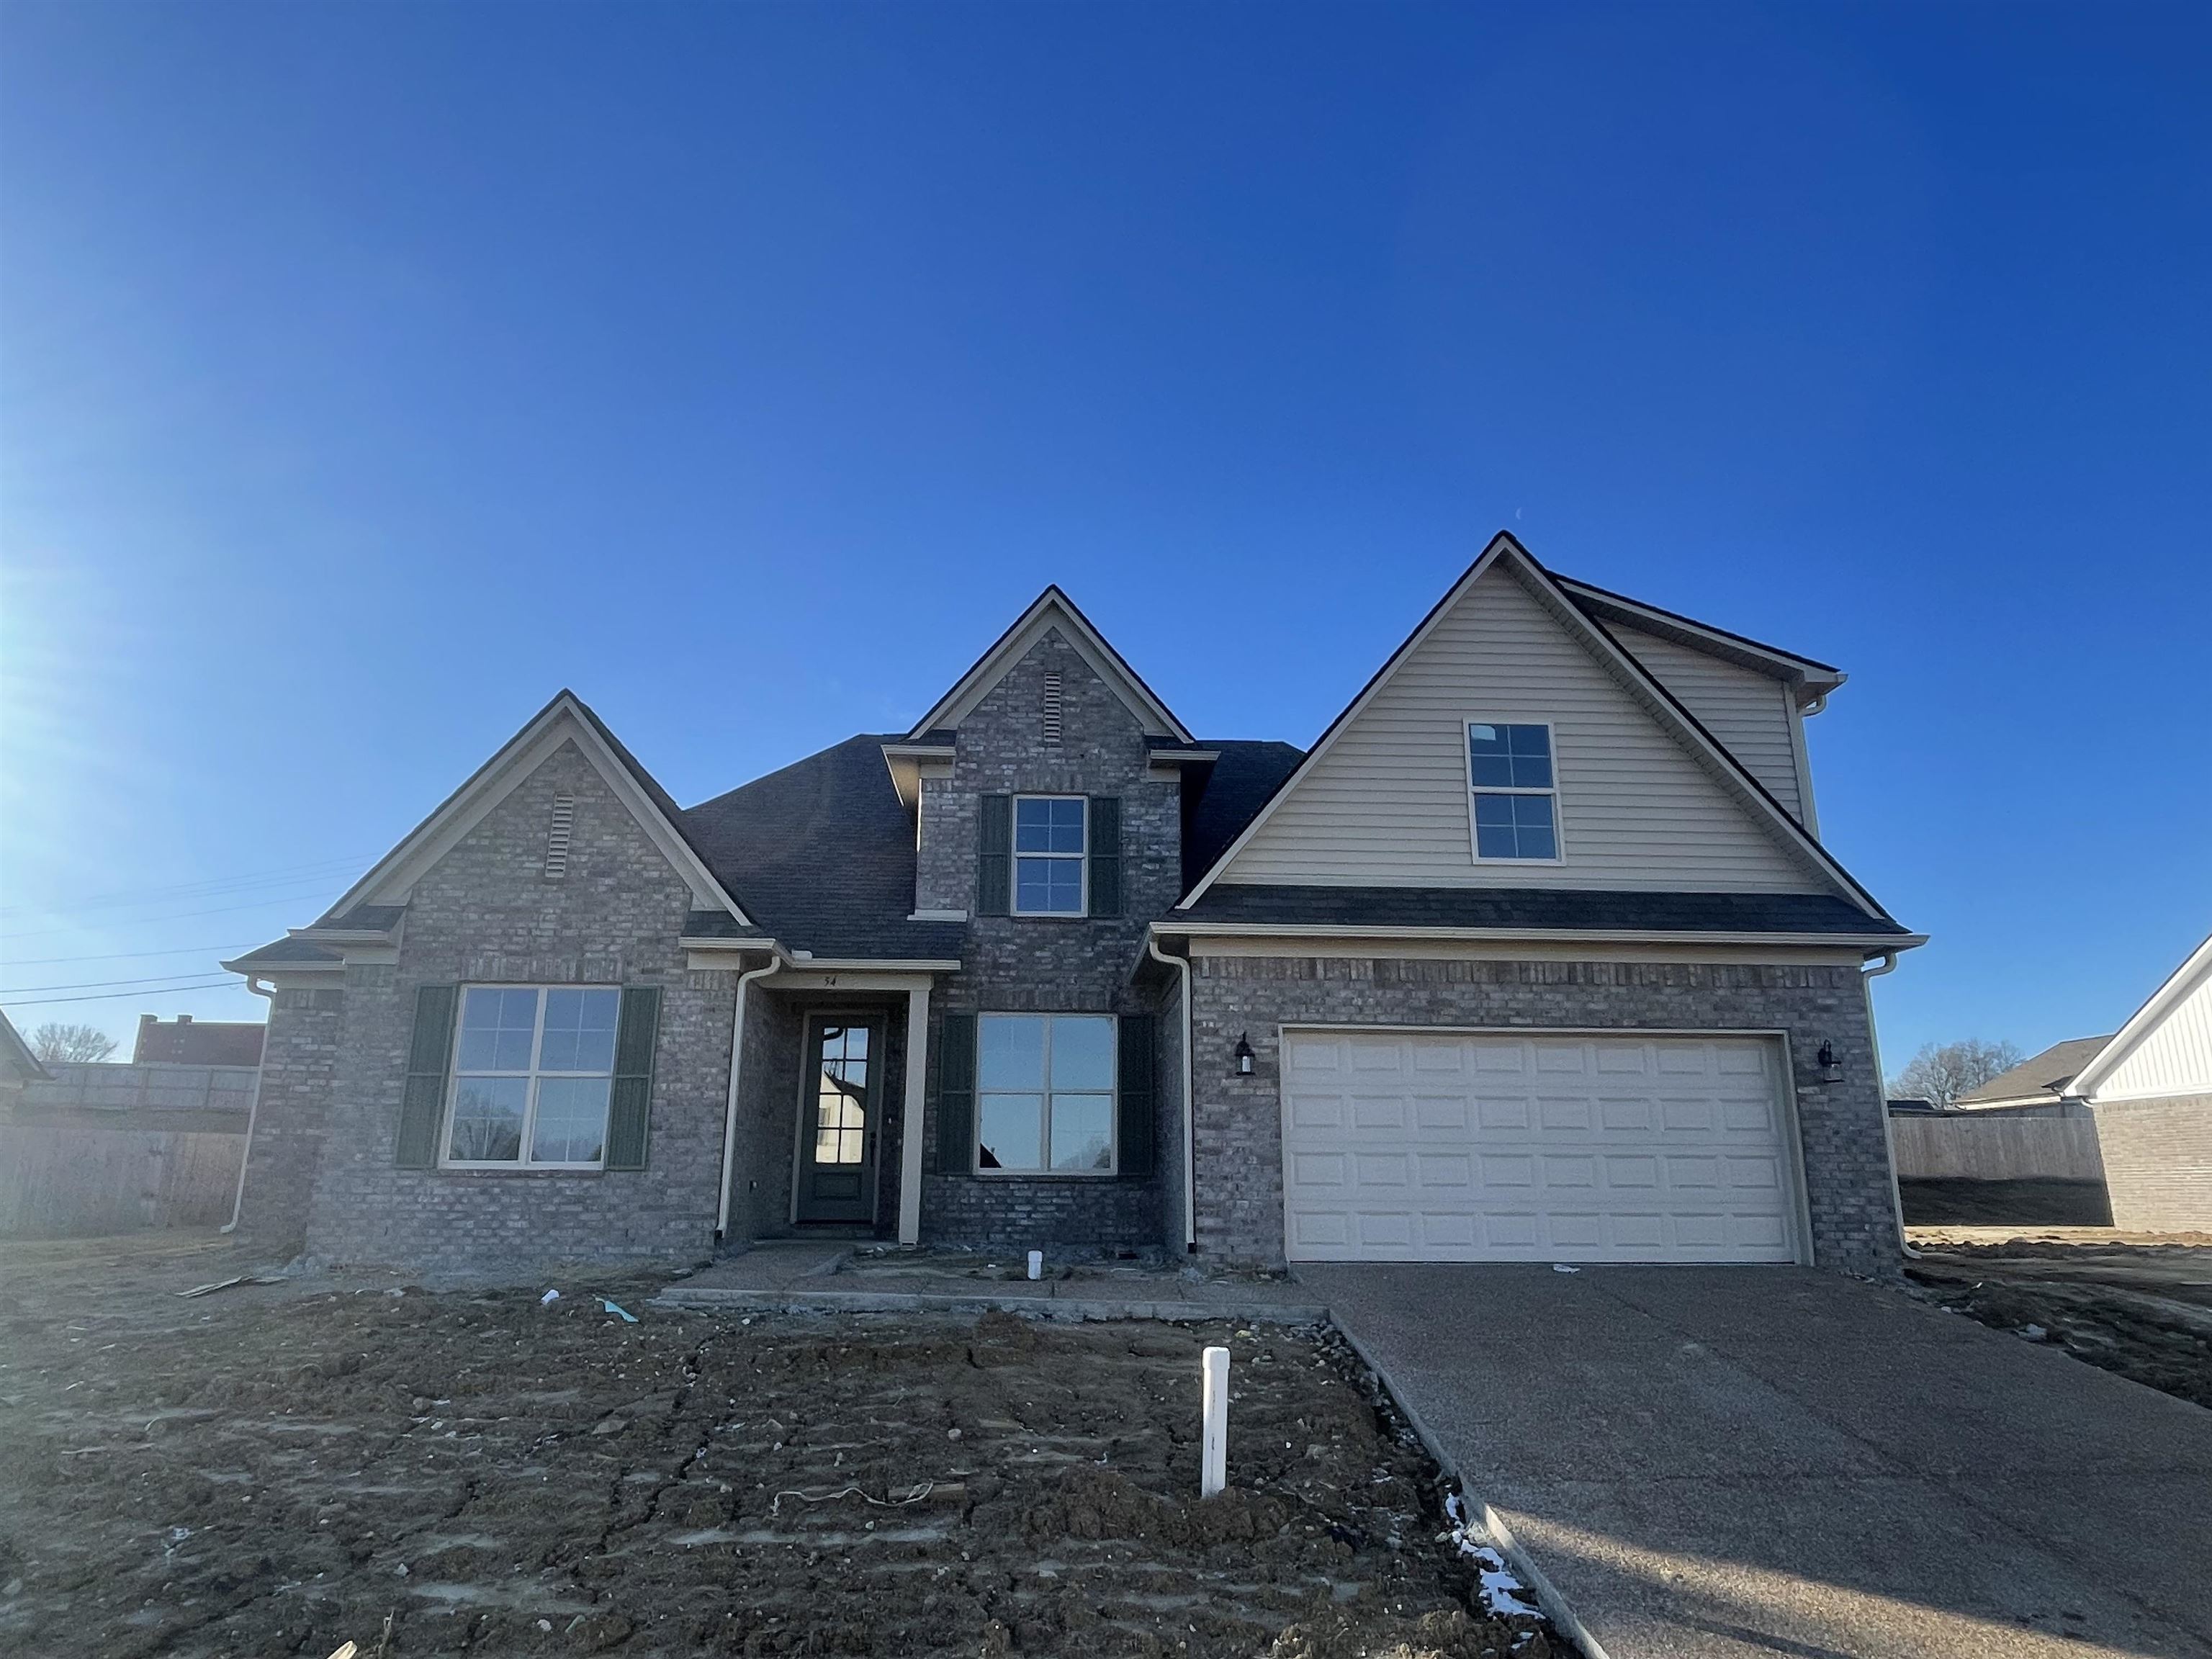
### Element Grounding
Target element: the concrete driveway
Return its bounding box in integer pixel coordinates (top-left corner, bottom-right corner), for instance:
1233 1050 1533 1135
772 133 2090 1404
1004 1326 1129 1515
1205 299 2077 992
1299 1264 2212 1659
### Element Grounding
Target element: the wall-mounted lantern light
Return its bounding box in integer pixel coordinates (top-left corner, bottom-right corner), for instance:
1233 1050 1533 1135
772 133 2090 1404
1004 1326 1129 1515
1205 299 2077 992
1817 1040 1843 1084
1233 1033 1255 1076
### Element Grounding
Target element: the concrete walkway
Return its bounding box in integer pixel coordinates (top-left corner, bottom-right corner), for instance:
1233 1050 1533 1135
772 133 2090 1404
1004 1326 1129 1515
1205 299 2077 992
1300 1264 2212 1659
656 1240 1326 1321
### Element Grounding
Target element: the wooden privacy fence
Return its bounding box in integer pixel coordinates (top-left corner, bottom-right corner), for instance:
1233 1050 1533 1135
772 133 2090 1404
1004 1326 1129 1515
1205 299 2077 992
0 1124 247 1236
1889 1115 2107 1183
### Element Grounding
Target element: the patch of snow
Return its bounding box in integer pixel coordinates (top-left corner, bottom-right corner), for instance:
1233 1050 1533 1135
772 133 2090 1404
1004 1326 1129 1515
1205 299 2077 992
1443 1493 1542 1619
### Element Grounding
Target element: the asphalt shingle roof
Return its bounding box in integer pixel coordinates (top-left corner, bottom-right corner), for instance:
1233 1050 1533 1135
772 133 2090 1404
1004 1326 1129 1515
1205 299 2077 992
1173 886 1915 936
1956 1035 2113 1105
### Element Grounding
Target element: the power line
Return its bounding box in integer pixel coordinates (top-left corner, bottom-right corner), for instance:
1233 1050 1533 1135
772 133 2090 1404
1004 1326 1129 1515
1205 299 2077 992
0 969 247 995
0 943 259 968
0 853 379 917
0 893 354 941
2 979 237 1008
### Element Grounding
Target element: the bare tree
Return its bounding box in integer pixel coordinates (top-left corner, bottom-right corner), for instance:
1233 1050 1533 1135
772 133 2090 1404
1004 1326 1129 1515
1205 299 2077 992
1887 1038 2026 1108
29 1022 119 1064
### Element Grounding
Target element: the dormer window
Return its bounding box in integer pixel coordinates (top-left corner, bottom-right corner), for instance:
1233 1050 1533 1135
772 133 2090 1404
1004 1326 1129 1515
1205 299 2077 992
1467 721 1561 861
1013 796 1087 914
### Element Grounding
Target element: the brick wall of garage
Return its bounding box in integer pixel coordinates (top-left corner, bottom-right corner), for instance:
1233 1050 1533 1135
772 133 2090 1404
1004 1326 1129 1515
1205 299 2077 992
1185 954 1900 1274
2092 1094 2212 1231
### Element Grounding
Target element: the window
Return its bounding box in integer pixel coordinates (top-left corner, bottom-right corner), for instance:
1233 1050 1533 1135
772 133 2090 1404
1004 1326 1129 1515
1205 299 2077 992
811 1023 869 1166
976 1013 1115 1174
1467 722 1560 860
1012 796 1086 914
445 986 620 1168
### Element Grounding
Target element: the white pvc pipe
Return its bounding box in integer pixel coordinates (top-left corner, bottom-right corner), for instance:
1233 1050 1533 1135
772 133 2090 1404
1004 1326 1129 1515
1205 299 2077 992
1200 1345 1228 1498
1027 1249 1043 1280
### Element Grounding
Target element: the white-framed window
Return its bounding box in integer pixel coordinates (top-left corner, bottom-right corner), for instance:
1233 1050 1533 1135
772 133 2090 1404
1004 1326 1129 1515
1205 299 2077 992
1012 795 1087 915
976 1012 1115 1174
444 986 620 1169
1467 721 1562 862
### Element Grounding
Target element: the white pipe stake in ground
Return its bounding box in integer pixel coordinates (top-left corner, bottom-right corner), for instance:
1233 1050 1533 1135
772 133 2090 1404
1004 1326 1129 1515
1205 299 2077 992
1200 1345 1229 1498
1027 1250 1043 1280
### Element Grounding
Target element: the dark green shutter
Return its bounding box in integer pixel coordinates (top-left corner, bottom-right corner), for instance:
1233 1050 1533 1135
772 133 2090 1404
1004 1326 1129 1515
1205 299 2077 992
605 986 661 1171
1116 1013 1156 1179
395 983 459 1169
1087 796 1122 917
935 1012 976 1174
977 795 1012 916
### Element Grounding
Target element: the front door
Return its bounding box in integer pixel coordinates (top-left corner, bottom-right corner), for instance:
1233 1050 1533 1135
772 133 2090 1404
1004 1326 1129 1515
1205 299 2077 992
794 1015 881 1225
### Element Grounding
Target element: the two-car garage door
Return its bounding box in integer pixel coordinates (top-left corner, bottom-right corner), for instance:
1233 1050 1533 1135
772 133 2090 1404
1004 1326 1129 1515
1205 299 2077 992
1280 1029 1804 1263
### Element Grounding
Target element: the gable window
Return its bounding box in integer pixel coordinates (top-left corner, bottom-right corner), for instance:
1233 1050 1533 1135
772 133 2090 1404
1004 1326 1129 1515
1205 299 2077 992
445 986 620 1168
1467 722 1560 861
976 1012 1115 1174
1012 796 1087 914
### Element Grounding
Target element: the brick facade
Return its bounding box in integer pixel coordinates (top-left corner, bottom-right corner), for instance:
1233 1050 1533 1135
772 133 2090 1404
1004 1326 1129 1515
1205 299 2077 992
2092 1094 2212 1231
1186 953 1901 1274
914 630 1179 1254
233 986 346 1247
260 742 739 1273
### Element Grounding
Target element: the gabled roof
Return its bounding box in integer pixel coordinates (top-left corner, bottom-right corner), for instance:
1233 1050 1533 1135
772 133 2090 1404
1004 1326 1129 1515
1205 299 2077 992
1180 532 1901 927
1555 575 1845 706
0 1008 50 1084
907 586 1195 745
314 691 750 926
2066 930 2212 1102
1954 1035 2113 1107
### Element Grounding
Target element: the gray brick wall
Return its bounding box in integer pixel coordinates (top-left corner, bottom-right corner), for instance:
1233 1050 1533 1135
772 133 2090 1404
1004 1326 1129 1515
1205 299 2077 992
295 741 737 1273
234 986 346 1249
1187 953 1901 1274
914 629 1178 1253
2092 1094 2212 1231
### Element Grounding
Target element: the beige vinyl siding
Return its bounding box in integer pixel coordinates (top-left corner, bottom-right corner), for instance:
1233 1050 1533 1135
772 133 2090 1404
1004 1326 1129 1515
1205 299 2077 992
1609 626 1805 823
2090 959 2212 1102
1222 561 1827 893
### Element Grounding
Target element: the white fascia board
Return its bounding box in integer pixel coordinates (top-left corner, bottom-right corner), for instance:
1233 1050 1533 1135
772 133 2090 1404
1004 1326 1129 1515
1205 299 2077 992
1151 919 1924 953
2068 930 2212 1100
907 587 1195 743
222 956 345 976
321 694 750 925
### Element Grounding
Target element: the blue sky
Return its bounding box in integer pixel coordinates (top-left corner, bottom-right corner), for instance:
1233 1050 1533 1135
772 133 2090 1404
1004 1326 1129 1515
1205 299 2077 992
2 2 2206 1071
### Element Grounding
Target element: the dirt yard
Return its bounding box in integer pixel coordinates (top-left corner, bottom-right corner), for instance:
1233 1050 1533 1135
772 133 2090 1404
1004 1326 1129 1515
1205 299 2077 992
0 1236 1557 1658
1904 1226 2212 1410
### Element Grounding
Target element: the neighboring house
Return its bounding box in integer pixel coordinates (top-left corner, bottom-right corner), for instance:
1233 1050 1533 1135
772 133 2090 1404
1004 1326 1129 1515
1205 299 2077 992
1953 1037 2111 1118
2063 932 2212 1231
222 533 1921 1274
0 1010 50 1095
135 1013 265 1068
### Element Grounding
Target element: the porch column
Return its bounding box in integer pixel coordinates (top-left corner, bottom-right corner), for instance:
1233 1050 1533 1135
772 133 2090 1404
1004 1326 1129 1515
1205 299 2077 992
898 985 930 1244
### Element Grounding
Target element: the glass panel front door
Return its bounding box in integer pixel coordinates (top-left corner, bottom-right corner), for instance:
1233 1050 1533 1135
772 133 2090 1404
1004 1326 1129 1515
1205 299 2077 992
796 1017 878 1224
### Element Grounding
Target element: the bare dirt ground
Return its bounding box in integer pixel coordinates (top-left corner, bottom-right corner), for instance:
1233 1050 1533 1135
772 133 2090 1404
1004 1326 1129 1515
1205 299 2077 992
1903 1226 2212 1410
0 1235 1558 1658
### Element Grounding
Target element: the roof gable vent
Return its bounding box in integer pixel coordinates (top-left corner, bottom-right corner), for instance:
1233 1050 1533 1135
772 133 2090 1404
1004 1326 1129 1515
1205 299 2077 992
1042 671 1064 745
544 793 575 879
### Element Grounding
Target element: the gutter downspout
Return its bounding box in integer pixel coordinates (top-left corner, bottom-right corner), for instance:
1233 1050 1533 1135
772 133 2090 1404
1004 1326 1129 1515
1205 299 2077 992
1147 932 1197 1253
716 948 785 1242
1858 950 1915 1260
220 976 276 1234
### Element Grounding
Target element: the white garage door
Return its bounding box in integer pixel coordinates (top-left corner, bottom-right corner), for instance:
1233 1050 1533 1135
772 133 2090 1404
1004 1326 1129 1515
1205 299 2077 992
1280 1030 1802 1263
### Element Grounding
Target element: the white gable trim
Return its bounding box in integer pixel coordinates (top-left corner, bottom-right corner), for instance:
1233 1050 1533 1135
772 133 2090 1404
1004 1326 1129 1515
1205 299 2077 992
1181 534 1892 921
322 692 749 922
908 586 1195 743
2068 930 2212 1101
